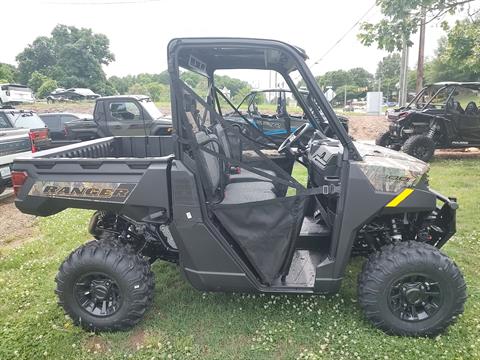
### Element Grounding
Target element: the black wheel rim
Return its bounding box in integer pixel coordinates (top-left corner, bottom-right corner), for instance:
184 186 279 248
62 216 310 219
413 146 427 159
74 272 122 317
388 274 443 322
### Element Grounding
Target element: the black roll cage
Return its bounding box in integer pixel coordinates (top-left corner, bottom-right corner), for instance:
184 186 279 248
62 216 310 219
409 83 480 111
167 38 361 161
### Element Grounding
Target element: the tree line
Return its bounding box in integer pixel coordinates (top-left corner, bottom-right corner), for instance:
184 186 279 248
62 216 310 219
0 17 478 103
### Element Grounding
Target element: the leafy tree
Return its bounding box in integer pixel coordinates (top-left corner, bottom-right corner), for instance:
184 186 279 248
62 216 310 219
16 36 56 84
375 53 401 99
427 18 480 82
94 81 117 96
180 71 206 89
16 25 115 94
358 0 477 52
127 83 148 96
214 75 251 98
28 71 49 93
315 68 373 101
347 67 374 88
109 75 128 94
316 70 351 89
145 82 170 102
232 86 252 104
37 79 58 98
113 70 251 104
0 63 17 83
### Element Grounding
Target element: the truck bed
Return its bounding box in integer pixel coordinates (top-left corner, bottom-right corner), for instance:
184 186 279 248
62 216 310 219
13 136 174 222
0 128 31 165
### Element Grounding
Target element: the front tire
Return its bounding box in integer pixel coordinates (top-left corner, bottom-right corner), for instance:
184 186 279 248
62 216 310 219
358 242 466 336
402 135 435 162
55 239 154 331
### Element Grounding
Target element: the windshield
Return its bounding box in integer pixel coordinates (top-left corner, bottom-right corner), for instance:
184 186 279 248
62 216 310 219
7 112 46 129
139 98 165 119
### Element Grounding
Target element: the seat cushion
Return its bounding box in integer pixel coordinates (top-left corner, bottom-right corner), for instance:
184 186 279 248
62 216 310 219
222 181 276 205
229 168 276 183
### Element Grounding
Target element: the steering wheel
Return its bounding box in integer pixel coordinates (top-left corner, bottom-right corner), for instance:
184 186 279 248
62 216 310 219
278 122 311 154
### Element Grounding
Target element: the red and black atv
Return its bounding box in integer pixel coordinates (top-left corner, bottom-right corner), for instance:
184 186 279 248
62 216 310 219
377 82 480 162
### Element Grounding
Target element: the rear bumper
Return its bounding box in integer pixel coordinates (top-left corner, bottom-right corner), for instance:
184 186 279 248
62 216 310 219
430 189 457 248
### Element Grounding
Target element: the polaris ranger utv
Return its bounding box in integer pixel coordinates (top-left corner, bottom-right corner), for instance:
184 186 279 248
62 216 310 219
378 82 480 162
12 38 466 336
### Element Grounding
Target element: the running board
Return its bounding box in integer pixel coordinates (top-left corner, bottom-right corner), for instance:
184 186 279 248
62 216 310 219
271 250 325 288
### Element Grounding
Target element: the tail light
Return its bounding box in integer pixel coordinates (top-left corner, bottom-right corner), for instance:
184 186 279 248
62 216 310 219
11 171 28 196
28 131 38 153
29 129 49 153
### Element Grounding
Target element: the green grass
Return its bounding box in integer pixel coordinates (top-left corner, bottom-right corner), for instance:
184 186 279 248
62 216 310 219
0 160 479 359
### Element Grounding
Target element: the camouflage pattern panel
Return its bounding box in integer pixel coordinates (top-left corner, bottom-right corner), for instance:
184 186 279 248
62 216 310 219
353 141 429 193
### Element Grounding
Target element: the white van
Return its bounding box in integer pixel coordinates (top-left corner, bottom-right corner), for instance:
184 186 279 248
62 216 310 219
0 84 35 105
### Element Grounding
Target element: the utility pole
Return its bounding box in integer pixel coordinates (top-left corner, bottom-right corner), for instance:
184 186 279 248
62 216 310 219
416 8 426 93
344 86 347 108
398 35 410 107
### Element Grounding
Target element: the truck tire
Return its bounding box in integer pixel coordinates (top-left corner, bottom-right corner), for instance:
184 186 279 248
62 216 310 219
99 234 155 303
55 239 154 331
402 135 435 162
376 131 398 149
358 241 466 336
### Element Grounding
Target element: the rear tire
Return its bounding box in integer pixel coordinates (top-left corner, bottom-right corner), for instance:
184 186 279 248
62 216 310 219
376 131 400 150
358 242 466 336
402 135 435 162
55 239 154 331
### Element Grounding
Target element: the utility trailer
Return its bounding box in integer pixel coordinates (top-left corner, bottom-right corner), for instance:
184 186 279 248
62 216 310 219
12 38 466 336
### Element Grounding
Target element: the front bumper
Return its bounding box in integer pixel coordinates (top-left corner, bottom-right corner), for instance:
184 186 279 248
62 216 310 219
430 189 457 248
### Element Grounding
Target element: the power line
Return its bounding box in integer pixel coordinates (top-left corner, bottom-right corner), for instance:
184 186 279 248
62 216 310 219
44 0 162 5
310 2 376 68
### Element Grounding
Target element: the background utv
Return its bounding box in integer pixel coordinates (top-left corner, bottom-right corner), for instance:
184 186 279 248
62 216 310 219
13 38 466 337
378 82 480 162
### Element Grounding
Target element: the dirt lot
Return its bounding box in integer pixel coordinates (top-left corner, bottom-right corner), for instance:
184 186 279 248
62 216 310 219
0 196 37 248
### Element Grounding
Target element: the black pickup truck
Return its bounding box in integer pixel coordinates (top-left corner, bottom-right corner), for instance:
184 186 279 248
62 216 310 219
64 95 173 141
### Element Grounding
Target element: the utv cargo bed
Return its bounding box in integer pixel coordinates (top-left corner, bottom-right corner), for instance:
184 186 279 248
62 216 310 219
13 136 174 221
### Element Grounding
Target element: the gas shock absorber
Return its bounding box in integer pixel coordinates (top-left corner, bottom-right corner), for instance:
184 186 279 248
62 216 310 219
427 127 436 138
391 218 402 242
427 120 437 139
